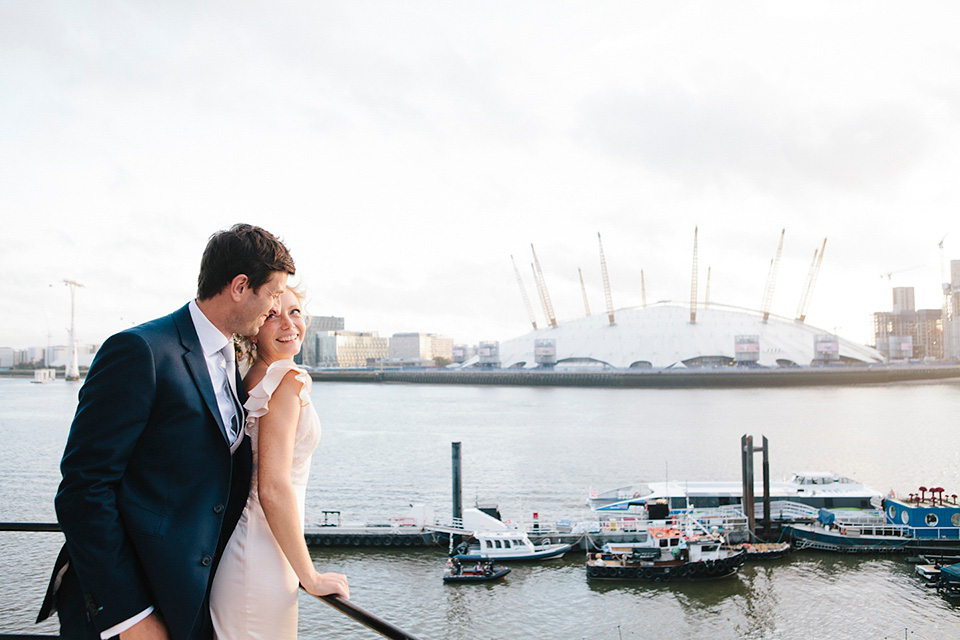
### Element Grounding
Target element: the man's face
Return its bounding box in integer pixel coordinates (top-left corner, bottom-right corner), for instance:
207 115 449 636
237 271 288 337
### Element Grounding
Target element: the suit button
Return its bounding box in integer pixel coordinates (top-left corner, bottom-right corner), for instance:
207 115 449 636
213 504 225 514
201 555 213 566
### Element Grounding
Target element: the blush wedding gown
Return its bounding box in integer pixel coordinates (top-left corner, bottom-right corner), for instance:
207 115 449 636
210 360 321 639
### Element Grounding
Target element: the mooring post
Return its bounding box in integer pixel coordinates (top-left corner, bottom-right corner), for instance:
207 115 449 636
451 442 462 544
762 436 771 536
741 434 756 535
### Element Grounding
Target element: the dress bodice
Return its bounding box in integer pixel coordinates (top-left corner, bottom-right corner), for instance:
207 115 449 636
242 360 321 490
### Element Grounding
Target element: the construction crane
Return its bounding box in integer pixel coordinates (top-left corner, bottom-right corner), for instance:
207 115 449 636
598 232 615 325
795 238 827 324
760 229 785 323
510 255 538 330
530 244 558 328
689 227 699 324
578 267 591 317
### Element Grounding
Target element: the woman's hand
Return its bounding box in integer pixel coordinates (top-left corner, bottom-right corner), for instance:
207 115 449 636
303 571 350 599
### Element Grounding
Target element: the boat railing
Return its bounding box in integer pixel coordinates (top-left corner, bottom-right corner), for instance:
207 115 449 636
831 510 887 526
832 523 912 538
0 522 421 640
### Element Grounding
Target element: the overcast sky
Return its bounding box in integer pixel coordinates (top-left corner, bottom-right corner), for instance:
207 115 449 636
3 1 960 349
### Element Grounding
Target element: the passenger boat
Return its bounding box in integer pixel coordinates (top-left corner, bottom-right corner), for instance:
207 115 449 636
453 530 572 562
783 488 960 553
585 526 746 581
442 559 511 583
590 471 880 512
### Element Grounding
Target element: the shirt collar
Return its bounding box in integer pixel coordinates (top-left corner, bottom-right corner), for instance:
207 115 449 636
188 300 232 359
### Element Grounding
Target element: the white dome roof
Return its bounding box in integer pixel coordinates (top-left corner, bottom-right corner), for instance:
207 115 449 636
477 302 882 369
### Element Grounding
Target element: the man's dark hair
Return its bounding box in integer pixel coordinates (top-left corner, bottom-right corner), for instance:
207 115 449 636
197 224 296 300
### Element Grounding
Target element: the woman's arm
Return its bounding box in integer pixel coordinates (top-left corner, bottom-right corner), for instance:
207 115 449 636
256 369 349 598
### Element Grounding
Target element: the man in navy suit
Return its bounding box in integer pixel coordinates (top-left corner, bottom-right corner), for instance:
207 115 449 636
38 224 295 639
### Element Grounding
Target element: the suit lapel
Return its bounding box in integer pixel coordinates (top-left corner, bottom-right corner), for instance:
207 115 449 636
173 305 231 443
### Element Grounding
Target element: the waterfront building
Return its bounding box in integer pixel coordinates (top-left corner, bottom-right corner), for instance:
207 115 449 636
314 331 388 368
388 333 454 365
944 261 960 361
461 302 883 369
0 347 16 369
873 287 942 360
299 315 346 366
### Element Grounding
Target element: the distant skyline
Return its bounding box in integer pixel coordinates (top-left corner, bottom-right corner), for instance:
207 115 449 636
4 2 960 349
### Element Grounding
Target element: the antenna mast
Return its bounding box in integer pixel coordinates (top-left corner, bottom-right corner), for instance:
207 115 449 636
578 267 591 317
689 227 699 324
641 269 647 307
63 279 85 381
511 255 538 330
598 233 615 325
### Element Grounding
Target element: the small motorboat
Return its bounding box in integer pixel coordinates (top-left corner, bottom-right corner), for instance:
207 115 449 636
443 559 511 584
727 542 792 560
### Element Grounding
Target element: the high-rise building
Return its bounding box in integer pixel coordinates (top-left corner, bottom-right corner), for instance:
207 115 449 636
873 286 942 360
944 261 960 361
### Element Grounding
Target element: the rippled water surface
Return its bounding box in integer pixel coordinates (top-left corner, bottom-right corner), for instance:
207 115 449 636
4 377 960 638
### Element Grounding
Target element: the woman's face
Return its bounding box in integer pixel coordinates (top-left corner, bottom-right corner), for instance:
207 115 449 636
255 289 306 362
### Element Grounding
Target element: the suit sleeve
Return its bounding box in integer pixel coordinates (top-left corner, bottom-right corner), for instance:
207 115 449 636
55 331 157 632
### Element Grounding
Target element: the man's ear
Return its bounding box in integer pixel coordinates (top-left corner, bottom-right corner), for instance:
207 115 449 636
228 274 250 302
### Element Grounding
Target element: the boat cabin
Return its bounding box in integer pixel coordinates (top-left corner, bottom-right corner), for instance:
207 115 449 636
885 490 960 539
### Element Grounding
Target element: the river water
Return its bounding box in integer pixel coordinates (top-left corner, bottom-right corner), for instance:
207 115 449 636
3 376 960 639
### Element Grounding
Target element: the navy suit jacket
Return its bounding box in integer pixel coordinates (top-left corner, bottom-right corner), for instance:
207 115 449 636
43 304 252 639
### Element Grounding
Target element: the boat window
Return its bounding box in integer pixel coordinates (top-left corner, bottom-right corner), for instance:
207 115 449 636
494 540 502 549
670 538 679 546
953 514 960 527
484 540 492 549
926 513 939 527
659 540 668 548
503 540 511 548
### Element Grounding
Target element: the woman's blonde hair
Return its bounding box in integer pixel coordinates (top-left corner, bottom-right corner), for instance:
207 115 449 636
234 285 309 371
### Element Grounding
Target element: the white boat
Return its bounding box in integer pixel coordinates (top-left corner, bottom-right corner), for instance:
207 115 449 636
452 508 572 562
453 530 571 562
589 471 880 513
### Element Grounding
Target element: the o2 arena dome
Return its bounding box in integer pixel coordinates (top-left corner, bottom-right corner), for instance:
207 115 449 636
463 231 884 370
473 302 883 369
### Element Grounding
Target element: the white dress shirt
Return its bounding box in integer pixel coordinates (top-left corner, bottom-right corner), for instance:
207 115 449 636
101 302 242 639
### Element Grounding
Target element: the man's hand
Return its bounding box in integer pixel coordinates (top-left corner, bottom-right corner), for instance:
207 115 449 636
119 612 169 640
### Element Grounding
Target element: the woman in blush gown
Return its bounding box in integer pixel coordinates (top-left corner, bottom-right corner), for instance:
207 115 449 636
210 288 348 639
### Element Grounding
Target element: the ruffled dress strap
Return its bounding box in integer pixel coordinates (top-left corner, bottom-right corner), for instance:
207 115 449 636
243 360 312 421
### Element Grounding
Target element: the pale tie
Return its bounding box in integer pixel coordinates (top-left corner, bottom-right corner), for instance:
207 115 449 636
220 344 243 444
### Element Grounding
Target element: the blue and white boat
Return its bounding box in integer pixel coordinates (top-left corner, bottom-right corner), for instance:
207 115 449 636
784 488 960 553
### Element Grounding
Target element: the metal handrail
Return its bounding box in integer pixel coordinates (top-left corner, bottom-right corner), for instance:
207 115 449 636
1 523 421 640
307 591 421 640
